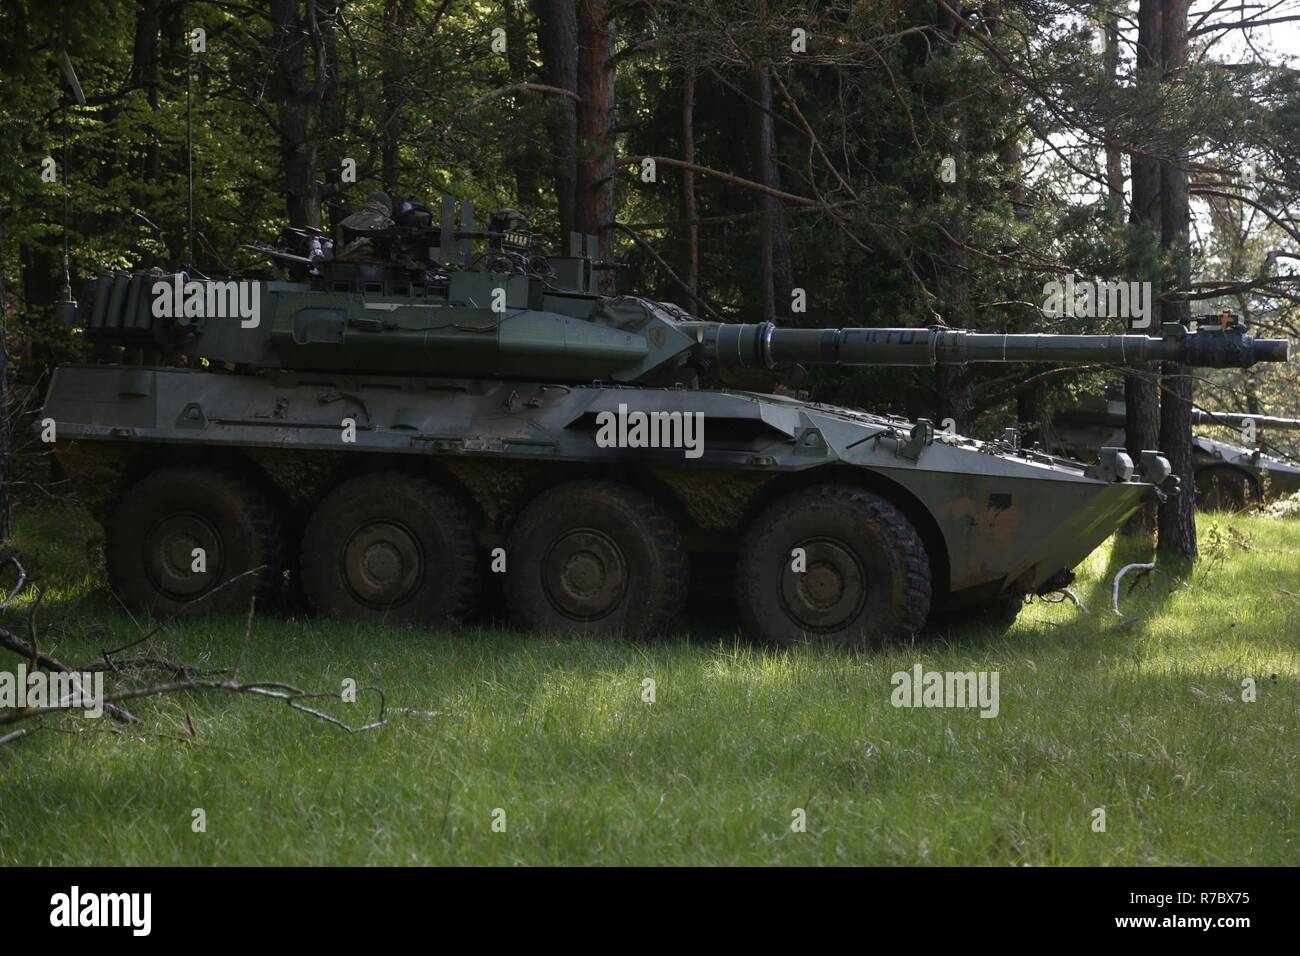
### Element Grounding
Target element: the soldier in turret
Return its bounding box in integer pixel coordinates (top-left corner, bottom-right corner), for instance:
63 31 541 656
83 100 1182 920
334 191 395 262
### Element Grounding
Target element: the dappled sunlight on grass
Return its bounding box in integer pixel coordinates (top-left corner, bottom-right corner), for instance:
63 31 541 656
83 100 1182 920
2 504 1298 864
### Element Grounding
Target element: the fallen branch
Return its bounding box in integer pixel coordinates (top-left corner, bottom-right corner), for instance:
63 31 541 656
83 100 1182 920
1 563 436 748
0 605 142 727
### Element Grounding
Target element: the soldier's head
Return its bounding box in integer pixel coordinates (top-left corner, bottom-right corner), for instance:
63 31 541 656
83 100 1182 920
364 191 393 217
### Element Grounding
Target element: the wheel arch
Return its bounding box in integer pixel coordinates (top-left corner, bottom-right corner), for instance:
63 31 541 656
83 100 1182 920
736 464 952 605
1194 462 1261 492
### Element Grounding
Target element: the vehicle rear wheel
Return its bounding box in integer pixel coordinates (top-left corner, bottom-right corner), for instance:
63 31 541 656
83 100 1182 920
503 480 687 639
299 473 481 623
106 466 285 616
1194 467 1256 512
735 485 931 647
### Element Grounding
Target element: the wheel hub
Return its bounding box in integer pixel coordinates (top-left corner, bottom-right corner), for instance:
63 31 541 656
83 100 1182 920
343 521 423 608
543 529 627 621
780 538 867 632
146 513 223 598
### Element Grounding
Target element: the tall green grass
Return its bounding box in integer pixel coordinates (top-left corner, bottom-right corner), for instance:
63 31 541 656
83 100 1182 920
1 505 1296 865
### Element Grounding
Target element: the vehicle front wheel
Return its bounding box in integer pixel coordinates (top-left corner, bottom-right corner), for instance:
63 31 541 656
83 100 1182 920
735 485 931 648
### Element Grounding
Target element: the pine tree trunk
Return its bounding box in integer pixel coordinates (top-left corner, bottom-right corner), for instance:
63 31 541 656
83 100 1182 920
534 0 579 241
505 0 542 207
269 0 324 229
1157 0 1196 559
380 0 410 198
0 206 10 540
748 61 790 323
1124 0 1163 536
575 0 615 288
1102 11 1125 218
680 60 699 308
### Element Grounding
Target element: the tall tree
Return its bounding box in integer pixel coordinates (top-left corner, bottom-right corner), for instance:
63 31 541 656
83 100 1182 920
746 20 791 324
680 54 699 306
534 0 579 241
504 0 543 209
1125 0 1163 536
1157 0 1196 557
268 0 332 228
0 204 11 540
575 0 615 284
380 0 412 198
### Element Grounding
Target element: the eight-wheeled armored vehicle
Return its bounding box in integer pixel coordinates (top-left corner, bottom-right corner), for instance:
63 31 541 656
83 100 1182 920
1049 392 1300 511
38 199 1292 644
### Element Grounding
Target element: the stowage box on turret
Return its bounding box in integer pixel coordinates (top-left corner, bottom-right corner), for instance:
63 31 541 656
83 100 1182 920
39 198 1292 645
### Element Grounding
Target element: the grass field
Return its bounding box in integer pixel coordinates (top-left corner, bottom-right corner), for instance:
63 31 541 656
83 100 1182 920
1 503 1297 866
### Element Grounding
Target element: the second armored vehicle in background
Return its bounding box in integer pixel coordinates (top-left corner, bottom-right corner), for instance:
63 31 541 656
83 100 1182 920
1050 391 1300 510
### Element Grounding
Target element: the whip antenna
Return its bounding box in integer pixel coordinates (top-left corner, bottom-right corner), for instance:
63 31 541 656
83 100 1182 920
186 36 195 269
57 50 86 302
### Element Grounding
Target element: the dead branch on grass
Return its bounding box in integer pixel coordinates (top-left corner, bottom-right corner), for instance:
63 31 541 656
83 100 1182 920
0 557 435 747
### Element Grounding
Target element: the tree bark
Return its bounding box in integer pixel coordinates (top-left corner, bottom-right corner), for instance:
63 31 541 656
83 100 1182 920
932 1 975 432
1016 384 1048 447
380 0 410 198
747 60 791 323
680 58 699 308
157 0 188 262
1124 0 1163 536
534 0 579 241
0 206 11 540
505 0 543 208
320 2 347 233
1102 9 1125 218
1157 0 1196 558
575 0 615 286
269 0 326 229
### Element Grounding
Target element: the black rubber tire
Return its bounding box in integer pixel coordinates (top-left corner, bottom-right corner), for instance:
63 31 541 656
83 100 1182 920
735 485 931 648
503 480 687 639
1194 466 1256 512
106 466 285 617
299 473 481 624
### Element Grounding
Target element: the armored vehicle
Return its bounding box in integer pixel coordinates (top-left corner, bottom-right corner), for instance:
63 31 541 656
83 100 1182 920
38 198 1291 645
1049 392 1300 511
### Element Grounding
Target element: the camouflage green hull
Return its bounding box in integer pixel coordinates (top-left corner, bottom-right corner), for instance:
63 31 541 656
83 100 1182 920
44 362 1151 610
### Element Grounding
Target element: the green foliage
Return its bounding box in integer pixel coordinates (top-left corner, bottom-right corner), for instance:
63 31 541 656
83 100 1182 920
1 0 1298 430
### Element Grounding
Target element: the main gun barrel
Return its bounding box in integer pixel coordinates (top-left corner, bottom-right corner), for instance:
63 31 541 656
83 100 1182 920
700 322 1290 370
1190 410 1300 430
